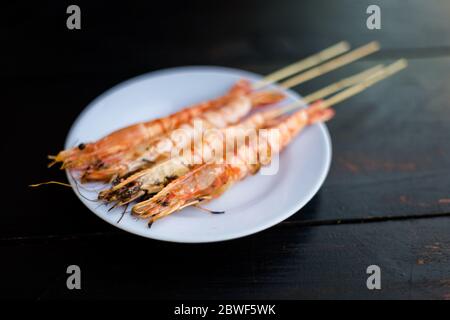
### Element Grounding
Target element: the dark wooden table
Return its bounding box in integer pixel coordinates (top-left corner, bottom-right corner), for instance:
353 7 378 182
3 0 450 299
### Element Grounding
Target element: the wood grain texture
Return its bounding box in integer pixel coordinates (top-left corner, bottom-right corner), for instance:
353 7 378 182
5 0 450 79
291 57 450 222
1 218 449 299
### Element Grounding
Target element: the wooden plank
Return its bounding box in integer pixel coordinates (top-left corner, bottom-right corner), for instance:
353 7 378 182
1 218 449 299
290 57 450 222
5 0 450 78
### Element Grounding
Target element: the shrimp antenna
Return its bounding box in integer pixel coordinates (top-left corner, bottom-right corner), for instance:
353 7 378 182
29 181 72 188
47 160 58 168
67 170 98 202
74 181 106 193
108 202 120 212
69 170 106 192
194 205 225 215
95 202 107 210
117 204 129 223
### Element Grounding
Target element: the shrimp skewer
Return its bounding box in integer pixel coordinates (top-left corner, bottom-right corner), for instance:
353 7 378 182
52 41 360 171
81 90 284 182
132 59 407 224
54 79 252 170
97 63 386 202
132 102 334 223
98 106 283 205
84 63 384 183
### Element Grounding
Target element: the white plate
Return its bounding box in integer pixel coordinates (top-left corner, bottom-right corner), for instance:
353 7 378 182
66 66 332 243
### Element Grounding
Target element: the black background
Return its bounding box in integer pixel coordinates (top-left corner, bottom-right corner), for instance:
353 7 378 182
3 1 450 299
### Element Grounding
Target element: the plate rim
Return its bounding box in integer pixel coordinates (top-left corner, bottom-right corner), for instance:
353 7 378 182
65 65 332 243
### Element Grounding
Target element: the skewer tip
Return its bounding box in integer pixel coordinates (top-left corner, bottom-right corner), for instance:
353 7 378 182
369 41 381 50
396 58 408 68
340 41 351 51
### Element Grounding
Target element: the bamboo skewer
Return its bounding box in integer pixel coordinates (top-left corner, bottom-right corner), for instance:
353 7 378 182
319 59 407 109
252 41 350 89
302 64 384 104
279 41 380 89
278 59 407 115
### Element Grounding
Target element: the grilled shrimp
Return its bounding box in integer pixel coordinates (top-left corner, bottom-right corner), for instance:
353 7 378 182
53 79 252 170
81 90 284 182
98 107 282 205
131 101 335 224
